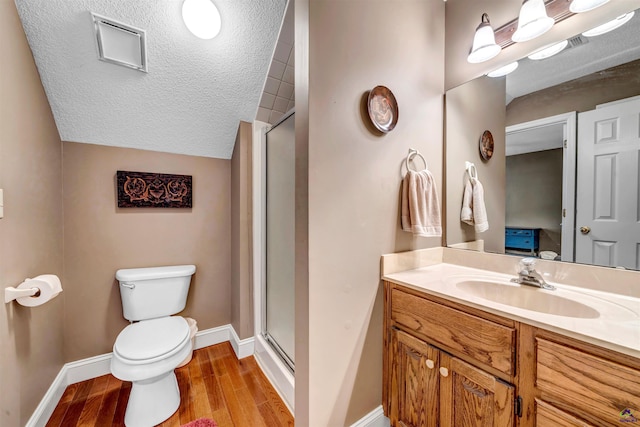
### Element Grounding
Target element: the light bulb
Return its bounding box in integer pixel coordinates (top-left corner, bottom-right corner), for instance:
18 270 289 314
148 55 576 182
528 40 568 60
487 61 519 78
512 0 555 43
182 0 221 40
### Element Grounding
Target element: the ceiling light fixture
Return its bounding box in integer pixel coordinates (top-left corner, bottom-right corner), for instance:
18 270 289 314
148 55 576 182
582 12 635 37
569 0 610 13
512 0 555 43
487 61 519 78
467 13 501 64
182 0 221 40
527 39 568 60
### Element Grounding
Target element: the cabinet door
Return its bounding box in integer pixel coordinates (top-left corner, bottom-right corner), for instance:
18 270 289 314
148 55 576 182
440 354 515 427
535 400 595 427
390 329 440 427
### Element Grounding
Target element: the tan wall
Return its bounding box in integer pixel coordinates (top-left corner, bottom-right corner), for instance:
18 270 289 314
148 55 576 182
445 0 640 90
62 142 231 361
0 2 64 425
231 122 254 340
506 149 563 254
506 59 640 126
299 1 445 425
445 76 506 253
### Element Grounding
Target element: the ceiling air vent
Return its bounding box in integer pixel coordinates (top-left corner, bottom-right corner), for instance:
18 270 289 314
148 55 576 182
91 13 147 72
566 35 589 50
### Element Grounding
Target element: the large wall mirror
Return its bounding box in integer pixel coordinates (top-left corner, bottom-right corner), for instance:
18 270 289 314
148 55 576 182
445 5 640 270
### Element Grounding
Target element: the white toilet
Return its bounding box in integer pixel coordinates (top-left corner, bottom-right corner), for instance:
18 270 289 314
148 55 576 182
111 264 196 427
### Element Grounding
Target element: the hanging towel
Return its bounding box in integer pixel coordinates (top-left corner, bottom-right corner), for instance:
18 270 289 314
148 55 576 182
401 170 442 237
460 176 488 233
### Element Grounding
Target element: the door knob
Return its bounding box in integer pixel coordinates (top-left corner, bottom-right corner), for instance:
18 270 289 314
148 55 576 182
580 226 591 235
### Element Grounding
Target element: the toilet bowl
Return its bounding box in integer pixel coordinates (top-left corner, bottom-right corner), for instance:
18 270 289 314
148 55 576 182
111 265 196 427
112 316 192 427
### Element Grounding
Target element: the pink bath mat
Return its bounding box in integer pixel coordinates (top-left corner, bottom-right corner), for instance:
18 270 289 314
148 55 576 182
180 418 219 427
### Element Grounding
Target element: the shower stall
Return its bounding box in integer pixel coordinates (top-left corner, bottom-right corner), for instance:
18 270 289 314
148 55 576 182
252 110 295 411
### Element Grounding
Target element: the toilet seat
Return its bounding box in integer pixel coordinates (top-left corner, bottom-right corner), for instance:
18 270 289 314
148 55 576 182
114 316 190 364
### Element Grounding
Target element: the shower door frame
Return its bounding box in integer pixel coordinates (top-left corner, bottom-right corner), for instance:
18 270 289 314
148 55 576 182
251 111 295 413
261 108 296 373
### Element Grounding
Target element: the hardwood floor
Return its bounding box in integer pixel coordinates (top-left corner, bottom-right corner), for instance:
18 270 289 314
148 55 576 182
45 342 294 427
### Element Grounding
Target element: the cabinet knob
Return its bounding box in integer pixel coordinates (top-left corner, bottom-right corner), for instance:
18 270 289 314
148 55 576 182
426 359 435 369
439 367 449 377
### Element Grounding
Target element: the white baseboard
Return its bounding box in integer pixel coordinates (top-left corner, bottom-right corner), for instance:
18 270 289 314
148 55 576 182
350 406 390 427
229 326 255 359
26 324 252 427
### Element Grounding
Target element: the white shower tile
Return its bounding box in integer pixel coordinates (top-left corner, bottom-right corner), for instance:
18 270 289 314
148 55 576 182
277 82 294 100
268 60 286 80
264 77 280 95
259 92 275 109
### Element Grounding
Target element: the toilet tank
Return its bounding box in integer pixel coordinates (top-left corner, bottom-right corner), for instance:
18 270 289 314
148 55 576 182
115 265 196 321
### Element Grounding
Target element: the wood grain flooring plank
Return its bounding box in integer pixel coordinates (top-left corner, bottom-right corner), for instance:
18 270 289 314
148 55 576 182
219 374 253 427
257 401 285 427
59 383 79 404
223 356 245 391
176 368 195 424
253 368 293 426
241 370 267 405
199 350 215 378
159 410 182 427
87 374 110 398
94 381 122 427
44 401 69 427
59 399 87 426
76 393 105 427
208 346 228 377
210 408 235 427
72 379 93 402
188 357 214 420
233 386 268 427
112 382 131 426
202 366 225 411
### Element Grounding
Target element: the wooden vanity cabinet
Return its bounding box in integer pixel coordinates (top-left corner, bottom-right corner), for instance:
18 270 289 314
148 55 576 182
390 329 515 427
532 331 640 427
384 281 640 427
385 283 517 427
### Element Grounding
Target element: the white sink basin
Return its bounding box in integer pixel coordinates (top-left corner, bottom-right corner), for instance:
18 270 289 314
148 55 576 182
447 276 638 321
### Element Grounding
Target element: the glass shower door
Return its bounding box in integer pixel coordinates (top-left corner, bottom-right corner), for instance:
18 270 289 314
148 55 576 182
264 111 295 370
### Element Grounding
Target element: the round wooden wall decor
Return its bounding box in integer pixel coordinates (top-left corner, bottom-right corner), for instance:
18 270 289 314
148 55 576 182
367 85 398 133
480 130 494 160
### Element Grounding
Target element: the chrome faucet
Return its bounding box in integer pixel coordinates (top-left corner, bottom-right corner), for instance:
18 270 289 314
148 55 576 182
511 258 556 290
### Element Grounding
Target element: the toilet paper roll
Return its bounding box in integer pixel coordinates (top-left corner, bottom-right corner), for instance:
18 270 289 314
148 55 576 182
15 274 62 307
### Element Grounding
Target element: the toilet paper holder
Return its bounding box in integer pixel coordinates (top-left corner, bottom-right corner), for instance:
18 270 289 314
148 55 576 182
4 275 62 305
4 282 41 303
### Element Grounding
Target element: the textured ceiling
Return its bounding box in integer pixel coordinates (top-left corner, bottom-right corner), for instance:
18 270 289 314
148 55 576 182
507 9 640 100
15 0 287 159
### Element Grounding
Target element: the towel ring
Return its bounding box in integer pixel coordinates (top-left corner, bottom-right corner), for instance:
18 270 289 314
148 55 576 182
406 149 428 172
465 161 478 179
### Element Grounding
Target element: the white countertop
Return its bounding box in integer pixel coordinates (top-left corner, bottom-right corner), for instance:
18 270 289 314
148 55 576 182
384 263 640 358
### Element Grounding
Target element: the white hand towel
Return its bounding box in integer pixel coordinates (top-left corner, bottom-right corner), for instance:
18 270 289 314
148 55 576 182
401 170 442 237
460 178 473 225
460 177 488 233
472 178 488 233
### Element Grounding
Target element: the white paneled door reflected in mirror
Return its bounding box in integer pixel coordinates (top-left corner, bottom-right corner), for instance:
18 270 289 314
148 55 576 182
446 6 640 270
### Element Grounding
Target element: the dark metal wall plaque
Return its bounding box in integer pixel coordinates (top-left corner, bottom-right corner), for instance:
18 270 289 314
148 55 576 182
116 171 192 208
